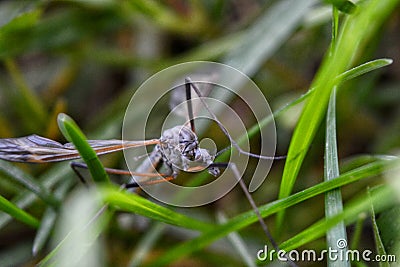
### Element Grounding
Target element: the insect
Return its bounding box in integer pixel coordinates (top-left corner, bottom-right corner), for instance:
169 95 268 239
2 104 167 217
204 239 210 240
0 78 278 187
0 78 295 266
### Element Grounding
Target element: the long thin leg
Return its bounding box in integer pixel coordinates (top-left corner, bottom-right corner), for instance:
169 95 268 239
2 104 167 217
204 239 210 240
124 176 174 188
209 162 297 267
71 162 174 187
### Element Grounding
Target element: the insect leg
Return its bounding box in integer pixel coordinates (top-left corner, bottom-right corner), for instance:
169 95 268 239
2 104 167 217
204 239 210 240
124 176 175 188
208 162 297 266
70 161 171 186
71 162 89 187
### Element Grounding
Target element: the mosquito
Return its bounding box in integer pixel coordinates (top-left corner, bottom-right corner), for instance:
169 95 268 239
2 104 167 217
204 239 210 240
0 78 296 266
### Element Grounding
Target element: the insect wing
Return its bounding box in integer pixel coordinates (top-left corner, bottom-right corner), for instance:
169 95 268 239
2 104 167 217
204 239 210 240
0 134 159 163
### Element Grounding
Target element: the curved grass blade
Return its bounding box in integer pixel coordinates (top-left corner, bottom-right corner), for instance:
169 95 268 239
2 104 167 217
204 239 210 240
276 0 399 229
57 113 110 184
144 158 399 266
0 193 39 228
100 185 214 232
242 58 393 153
323 0 357 14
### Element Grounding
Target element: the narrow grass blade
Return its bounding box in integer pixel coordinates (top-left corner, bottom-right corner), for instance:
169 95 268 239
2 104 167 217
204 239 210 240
38 188 110 267
57 113 110 183
128 222 165 267
100 186 213 232
368 188 390 267
0 164 72 230
0 7 41 58
337 59 393 82
0 102 124 229
217 211 256 267
4 58 47 131
277 0 399 229
323 0 357 14
32 178 74 256
144 159 399 266
125 0 206 34
280 185 395 252
325 87 349 267
0 161 59 206
243 58 393 152
0 193 39 228
375 206 400 262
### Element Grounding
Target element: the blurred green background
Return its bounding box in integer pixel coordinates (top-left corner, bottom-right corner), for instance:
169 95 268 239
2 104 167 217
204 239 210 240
0 0 399 266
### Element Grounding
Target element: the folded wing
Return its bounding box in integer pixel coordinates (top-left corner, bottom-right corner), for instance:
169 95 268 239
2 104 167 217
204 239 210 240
0 134 159 163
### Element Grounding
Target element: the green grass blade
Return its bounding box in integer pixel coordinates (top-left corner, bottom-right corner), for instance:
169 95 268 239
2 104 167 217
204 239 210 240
376 206 400 263
0 8 41 59
38 188 110 267
125 0 206 34
4 58 47 131
0 165 72 230
100 186 214 232
277 0 399 229
0 101 124 230
243 58 393 152
0 161 59 206
32 178 74 256
144 159 399 266
217 211 256 267
337 58 393 82
57 113 110 183
280 185 395 252
128 222 165 267
368 188 390 267
323 0 357 14
0 193 39 228
325 87 349 267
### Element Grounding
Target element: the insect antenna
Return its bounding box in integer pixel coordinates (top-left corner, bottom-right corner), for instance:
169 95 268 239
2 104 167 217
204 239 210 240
185 77 285 160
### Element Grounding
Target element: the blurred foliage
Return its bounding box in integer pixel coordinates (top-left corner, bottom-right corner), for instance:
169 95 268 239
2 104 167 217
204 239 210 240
0 0 399 266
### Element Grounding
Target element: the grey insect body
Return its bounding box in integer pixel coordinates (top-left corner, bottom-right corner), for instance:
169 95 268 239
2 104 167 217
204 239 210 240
133 125 219 183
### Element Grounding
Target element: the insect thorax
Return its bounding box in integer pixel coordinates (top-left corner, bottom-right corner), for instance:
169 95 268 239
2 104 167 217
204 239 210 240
158 125 216 174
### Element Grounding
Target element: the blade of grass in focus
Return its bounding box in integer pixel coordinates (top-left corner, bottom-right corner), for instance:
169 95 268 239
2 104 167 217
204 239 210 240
276 0 399 231
0 161 59 206
0 193 39 228
145 158 399 266
57 113 110 184
325 86 349 267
